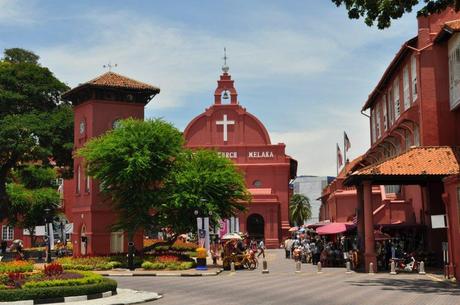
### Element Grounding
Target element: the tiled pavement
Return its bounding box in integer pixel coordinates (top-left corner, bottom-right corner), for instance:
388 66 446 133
114 250 460 305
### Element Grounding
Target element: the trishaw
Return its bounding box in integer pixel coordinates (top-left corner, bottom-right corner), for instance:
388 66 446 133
221 240 258 270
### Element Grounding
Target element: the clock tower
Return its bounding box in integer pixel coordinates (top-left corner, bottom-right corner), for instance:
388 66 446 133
62 72 160 256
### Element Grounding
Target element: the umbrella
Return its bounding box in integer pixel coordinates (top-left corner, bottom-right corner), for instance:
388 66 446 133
288 226 299 232
316 222 356 235
221 233 242 240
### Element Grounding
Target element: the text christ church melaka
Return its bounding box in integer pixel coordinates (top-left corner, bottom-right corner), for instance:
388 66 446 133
184 63 297 248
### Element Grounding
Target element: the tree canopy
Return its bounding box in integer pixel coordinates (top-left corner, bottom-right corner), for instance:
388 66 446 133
77 118 185 239
332 0 460 29
0 48 73 221
78 119 250 243
7 165 60 246
289 194 312 226
155 149 250 236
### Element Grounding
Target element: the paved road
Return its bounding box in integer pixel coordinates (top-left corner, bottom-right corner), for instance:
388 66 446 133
115 250 460 305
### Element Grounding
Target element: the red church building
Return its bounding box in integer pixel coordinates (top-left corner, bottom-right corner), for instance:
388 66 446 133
184 64 297 248
321 8 460 278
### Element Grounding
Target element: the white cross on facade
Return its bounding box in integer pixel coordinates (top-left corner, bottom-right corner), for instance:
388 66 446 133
216 114 235 142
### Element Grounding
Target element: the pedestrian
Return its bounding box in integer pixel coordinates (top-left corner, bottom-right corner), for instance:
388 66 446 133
284 238 291 258
257 239 265 258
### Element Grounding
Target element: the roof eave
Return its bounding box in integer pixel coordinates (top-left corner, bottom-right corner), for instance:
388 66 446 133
362 36 418 111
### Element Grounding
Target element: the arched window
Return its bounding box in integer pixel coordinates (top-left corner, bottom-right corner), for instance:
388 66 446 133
85 174 90 193
252 180 262 188
413 125 420 146
76 165 81 194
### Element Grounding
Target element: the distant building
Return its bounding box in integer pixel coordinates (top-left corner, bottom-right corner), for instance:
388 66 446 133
292 176 334 224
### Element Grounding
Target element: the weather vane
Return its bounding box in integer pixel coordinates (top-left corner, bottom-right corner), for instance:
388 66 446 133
103 61 118 71
222 47 229 73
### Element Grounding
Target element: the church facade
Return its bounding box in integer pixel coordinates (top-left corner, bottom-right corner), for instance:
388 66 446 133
184 66 297 248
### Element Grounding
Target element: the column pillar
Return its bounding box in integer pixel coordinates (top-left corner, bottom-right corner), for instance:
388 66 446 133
356 184 365 253
363 180 377 272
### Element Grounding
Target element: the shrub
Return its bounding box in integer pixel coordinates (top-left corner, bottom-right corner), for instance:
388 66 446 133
0 278 117 302
22 271 103 289
171 241 198 252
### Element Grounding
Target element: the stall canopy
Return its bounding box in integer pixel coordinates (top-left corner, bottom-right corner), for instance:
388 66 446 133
316 222 356 235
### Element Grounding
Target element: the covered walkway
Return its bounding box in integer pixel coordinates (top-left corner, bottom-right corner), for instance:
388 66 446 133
344 146 460 274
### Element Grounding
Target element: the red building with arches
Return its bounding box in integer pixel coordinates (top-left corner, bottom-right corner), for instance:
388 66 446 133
184 65 297 248
321 8 460 278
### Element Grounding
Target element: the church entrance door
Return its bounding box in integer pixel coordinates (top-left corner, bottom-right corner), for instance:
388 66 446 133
247 214 264 241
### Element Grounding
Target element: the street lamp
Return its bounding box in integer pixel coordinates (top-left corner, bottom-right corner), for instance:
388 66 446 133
44 208 52 263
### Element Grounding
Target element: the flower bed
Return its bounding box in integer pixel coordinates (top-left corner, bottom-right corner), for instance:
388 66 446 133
56 257 123 271
141 254 196 270
0 261 34 273
0 261 117 302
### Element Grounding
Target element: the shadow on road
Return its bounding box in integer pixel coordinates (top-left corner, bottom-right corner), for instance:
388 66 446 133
348 278 460 295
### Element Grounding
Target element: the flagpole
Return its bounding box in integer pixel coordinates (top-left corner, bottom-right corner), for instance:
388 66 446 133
336 143 339 176
343 131 347 166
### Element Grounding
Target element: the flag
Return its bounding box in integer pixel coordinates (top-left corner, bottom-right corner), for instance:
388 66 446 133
337 143 343 167
344 131 351 152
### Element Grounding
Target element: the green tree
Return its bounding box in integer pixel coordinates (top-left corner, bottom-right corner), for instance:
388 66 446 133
77 118 184 268
332 0 460 29
289 194 312 226
7 165 60 246
0 48 72 221
155 149 250 238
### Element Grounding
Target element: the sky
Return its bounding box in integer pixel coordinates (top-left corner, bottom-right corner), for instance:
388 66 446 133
0 0 422 176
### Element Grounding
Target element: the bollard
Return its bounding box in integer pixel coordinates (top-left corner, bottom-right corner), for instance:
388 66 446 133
295 261 301 273
262 260 269 274
369 262 375 275
346 261 352 274
419 261 426 275
390 260 397 275
317 262 322 274
230 262 235 273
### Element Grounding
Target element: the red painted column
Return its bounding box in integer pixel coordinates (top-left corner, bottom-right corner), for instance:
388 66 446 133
363 181 377 272
356 184 365 254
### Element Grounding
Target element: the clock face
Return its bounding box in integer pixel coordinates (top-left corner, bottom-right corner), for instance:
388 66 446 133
79 120 86 134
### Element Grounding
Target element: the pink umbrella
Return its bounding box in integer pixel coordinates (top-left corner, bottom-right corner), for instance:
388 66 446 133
316 222 356 235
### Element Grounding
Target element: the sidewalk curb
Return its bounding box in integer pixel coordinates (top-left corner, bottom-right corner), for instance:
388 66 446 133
98 268 223 277
0 290 116 305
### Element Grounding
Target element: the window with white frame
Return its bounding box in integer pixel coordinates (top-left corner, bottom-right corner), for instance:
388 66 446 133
393 78 400 119
371 108 376 143
376 104 381 138
2 225 14 241
403 66 410 110
382 95 388 131
449 40 460 109
388 87 394 125
411 55 417 101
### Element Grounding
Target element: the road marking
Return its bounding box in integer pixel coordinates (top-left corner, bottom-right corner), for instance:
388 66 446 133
426 274 443 282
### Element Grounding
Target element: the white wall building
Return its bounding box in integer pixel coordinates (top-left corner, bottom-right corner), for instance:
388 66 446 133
292 175 334 224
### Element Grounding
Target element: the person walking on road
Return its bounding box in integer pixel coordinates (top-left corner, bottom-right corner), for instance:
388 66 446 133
257 239 265 258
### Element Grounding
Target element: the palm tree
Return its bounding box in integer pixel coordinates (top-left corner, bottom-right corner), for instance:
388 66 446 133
289 194 312 226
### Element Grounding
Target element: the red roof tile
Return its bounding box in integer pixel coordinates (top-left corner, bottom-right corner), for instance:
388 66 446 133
84 72 160 91
352 146 460 176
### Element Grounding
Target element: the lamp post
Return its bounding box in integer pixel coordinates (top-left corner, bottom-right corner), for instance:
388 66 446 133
44 208 52 263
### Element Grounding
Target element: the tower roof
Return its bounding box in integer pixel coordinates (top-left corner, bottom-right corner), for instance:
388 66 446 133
84 72 160 91
62 72 160 103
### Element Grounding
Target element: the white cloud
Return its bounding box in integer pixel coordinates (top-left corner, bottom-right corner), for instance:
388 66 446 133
0 0 36 25
34 5 417 176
